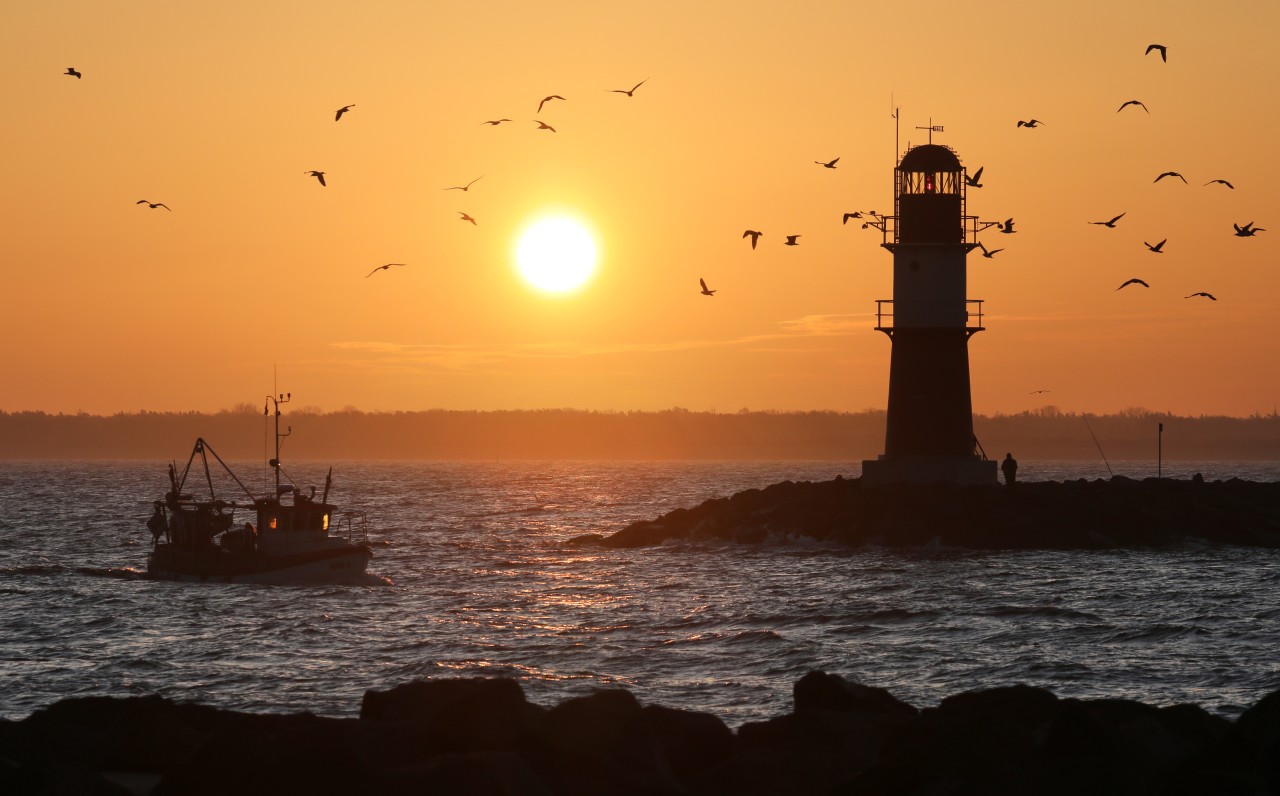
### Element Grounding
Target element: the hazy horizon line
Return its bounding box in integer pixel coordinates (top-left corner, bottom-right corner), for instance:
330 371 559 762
4 406 1279 421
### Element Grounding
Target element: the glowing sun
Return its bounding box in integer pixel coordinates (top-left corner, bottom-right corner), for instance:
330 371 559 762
515 217 597 292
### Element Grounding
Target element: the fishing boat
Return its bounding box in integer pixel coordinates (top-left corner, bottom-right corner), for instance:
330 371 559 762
146 393 372 583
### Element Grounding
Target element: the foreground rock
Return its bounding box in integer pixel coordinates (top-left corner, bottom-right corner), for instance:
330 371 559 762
3 673 1279 795
583 476 1280 550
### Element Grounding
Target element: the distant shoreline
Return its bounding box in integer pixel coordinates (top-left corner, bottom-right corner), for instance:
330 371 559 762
1 408 1278 460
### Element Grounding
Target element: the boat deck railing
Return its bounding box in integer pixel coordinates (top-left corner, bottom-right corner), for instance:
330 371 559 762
334 511 370 545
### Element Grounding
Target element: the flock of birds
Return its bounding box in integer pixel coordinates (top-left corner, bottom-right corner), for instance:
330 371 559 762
62 42 1264 306
699 43 1268 301
62 65 653 279
995 44 1266 303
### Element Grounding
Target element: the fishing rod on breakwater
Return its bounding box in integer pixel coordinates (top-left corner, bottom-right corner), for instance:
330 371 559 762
1082 415 1114 478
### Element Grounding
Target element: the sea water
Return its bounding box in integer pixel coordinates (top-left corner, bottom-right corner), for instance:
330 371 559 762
2 459 1279 726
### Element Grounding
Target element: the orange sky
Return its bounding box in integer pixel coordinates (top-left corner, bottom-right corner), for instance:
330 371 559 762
3 1 1278 417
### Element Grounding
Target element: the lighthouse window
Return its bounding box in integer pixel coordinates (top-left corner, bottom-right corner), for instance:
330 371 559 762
925 174 935 193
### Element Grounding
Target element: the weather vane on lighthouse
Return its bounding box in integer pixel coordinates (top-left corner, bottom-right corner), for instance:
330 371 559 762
915 119 944 145
861 126 999 485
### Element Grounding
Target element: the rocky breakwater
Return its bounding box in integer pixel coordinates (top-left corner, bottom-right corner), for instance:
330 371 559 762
583 476 1280 550
3 673 1280 795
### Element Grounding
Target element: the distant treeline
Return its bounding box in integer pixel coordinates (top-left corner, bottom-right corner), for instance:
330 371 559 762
0 406 1278 461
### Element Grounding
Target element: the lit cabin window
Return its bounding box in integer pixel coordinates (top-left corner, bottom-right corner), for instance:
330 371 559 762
322 513 330 531
268 515 277 530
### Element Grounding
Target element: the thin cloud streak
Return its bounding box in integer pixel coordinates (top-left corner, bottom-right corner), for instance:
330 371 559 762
329 314 875 372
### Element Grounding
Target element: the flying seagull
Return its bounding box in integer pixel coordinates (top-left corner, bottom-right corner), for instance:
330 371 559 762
977 241 1003 258
998 218 1017 233
1089 212 1126 228
1030 389 1050 395
1146 43 1167 62
815 157 839 169
444 176 484 192
1204 179 1234 189
1233 222 1265 237
1117 100 1149 113
1016 119 1044 128
966 166 984 187
842 212 863 223
742 230 763 249
699 278 716 296
365 263 405 278
459 212 477 225
1185 292 1217 300
784 235 801 246
537 95 565 113
1154 171 1187 184
482 119 512 125
1117 278 1150 290
334 104 355 122
1144 238 1167 253
136 200 171 210
533 120 556 132
305 170 326 187
609 79 647 96
64 67 81 79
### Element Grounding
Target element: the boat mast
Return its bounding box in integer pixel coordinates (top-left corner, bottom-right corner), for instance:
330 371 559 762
264 392 291 497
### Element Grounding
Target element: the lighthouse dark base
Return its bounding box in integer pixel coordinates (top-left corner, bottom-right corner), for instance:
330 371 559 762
861 329 997 486
862 455 996 485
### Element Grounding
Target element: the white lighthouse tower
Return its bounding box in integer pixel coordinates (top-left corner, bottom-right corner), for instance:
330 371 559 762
860 138 998 485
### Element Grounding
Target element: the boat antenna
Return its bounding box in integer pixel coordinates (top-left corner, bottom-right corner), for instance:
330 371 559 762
265 392 292 497
1082 415 1114 477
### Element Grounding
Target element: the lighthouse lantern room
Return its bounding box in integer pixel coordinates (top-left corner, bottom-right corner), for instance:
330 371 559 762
861 141 998 485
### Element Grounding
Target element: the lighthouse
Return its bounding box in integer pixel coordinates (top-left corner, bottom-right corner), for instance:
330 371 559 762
860 140 998 485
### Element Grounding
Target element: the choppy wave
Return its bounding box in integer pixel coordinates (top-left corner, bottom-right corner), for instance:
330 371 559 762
2 459 1280 726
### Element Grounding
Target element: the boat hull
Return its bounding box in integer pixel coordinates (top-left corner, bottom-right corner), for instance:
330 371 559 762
147 543 372 584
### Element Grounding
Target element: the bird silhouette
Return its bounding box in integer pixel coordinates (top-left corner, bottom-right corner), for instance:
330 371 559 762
699 278 716 296
533 120 557 132
305 170 326 187
1090 212 1126 228
1016 119 1044 128
816 157 839 169
459 212 477 225
1204 179 1234 189
1185 292 1217 300
842 212 863 224
64 67 81 79
784 235 801 246
1233 222 1265 237
742 230 763 249
966 166 984 187
444 176 484 192
482 119 512 125
365 263 405 278
136 200 171 210
609 79 647 96
1117 278 1150 290
334 104 355 122
1146 43 1167 62
537 95 565 113
998 218 1017 233
1154 171 1187 184
1117 100 1149 113
1030 389 1050 395
1144 239 1167 253
977 241 1003 258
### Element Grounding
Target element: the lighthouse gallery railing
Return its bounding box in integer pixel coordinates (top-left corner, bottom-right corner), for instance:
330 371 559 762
873 299 985 331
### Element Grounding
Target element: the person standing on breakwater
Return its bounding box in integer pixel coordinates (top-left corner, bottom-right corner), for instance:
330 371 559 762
1001 453 1018 485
